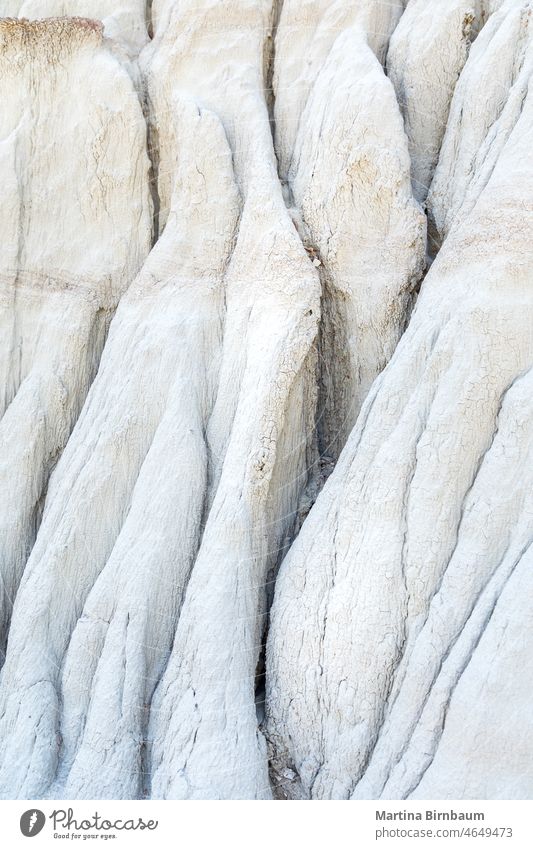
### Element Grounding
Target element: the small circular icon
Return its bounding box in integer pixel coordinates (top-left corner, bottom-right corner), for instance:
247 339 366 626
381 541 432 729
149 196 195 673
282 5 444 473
20 810 46 837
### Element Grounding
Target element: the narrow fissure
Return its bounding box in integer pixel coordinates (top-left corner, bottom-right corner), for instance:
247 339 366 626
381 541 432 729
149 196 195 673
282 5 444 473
146 0 154 40
143 98 161 247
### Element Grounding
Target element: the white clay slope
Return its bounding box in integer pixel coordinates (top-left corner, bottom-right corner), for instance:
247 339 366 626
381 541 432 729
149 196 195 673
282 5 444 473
266 25 533 798
283 28 425 457
428 0 533 243
0 17 151 663
272 0 405 184
143 0 320 801
387 0 480 204
0 0 531 803
386 0 509 207
0 0 321 800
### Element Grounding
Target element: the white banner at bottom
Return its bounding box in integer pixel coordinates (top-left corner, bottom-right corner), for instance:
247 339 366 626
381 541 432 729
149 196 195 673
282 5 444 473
1 799 531 848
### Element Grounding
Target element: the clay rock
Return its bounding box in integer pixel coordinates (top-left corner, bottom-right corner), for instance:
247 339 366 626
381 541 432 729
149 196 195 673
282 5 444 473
387 0 479 204
428 0 533 243
0 0 531 804
0 1 320 800
265 68 533 799
286 30 426 457
0 17 151 662
143 0 320 801
273 0 405 184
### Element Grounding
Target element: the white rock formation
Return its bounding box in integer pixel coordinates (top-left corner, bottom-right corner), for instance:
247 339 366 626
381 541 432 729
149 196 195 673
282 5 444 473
265 41 533 798
272 0 405 183
0 1 320 800
282 29 426 457
143 0 320 801
428 0 533 243
387 0 479 204
0 17 151 662
0 0 531 803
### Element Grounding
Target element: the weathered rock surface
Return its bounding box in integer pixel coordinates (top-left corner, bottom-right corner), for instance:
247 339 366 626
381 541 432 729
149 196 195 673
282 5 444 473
0 1 320 800
265 32 533 797
387 0 480 204
428 0 533 244
272 0 405 184
280 29 426 457
0 17 151 663
0 0 531 803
